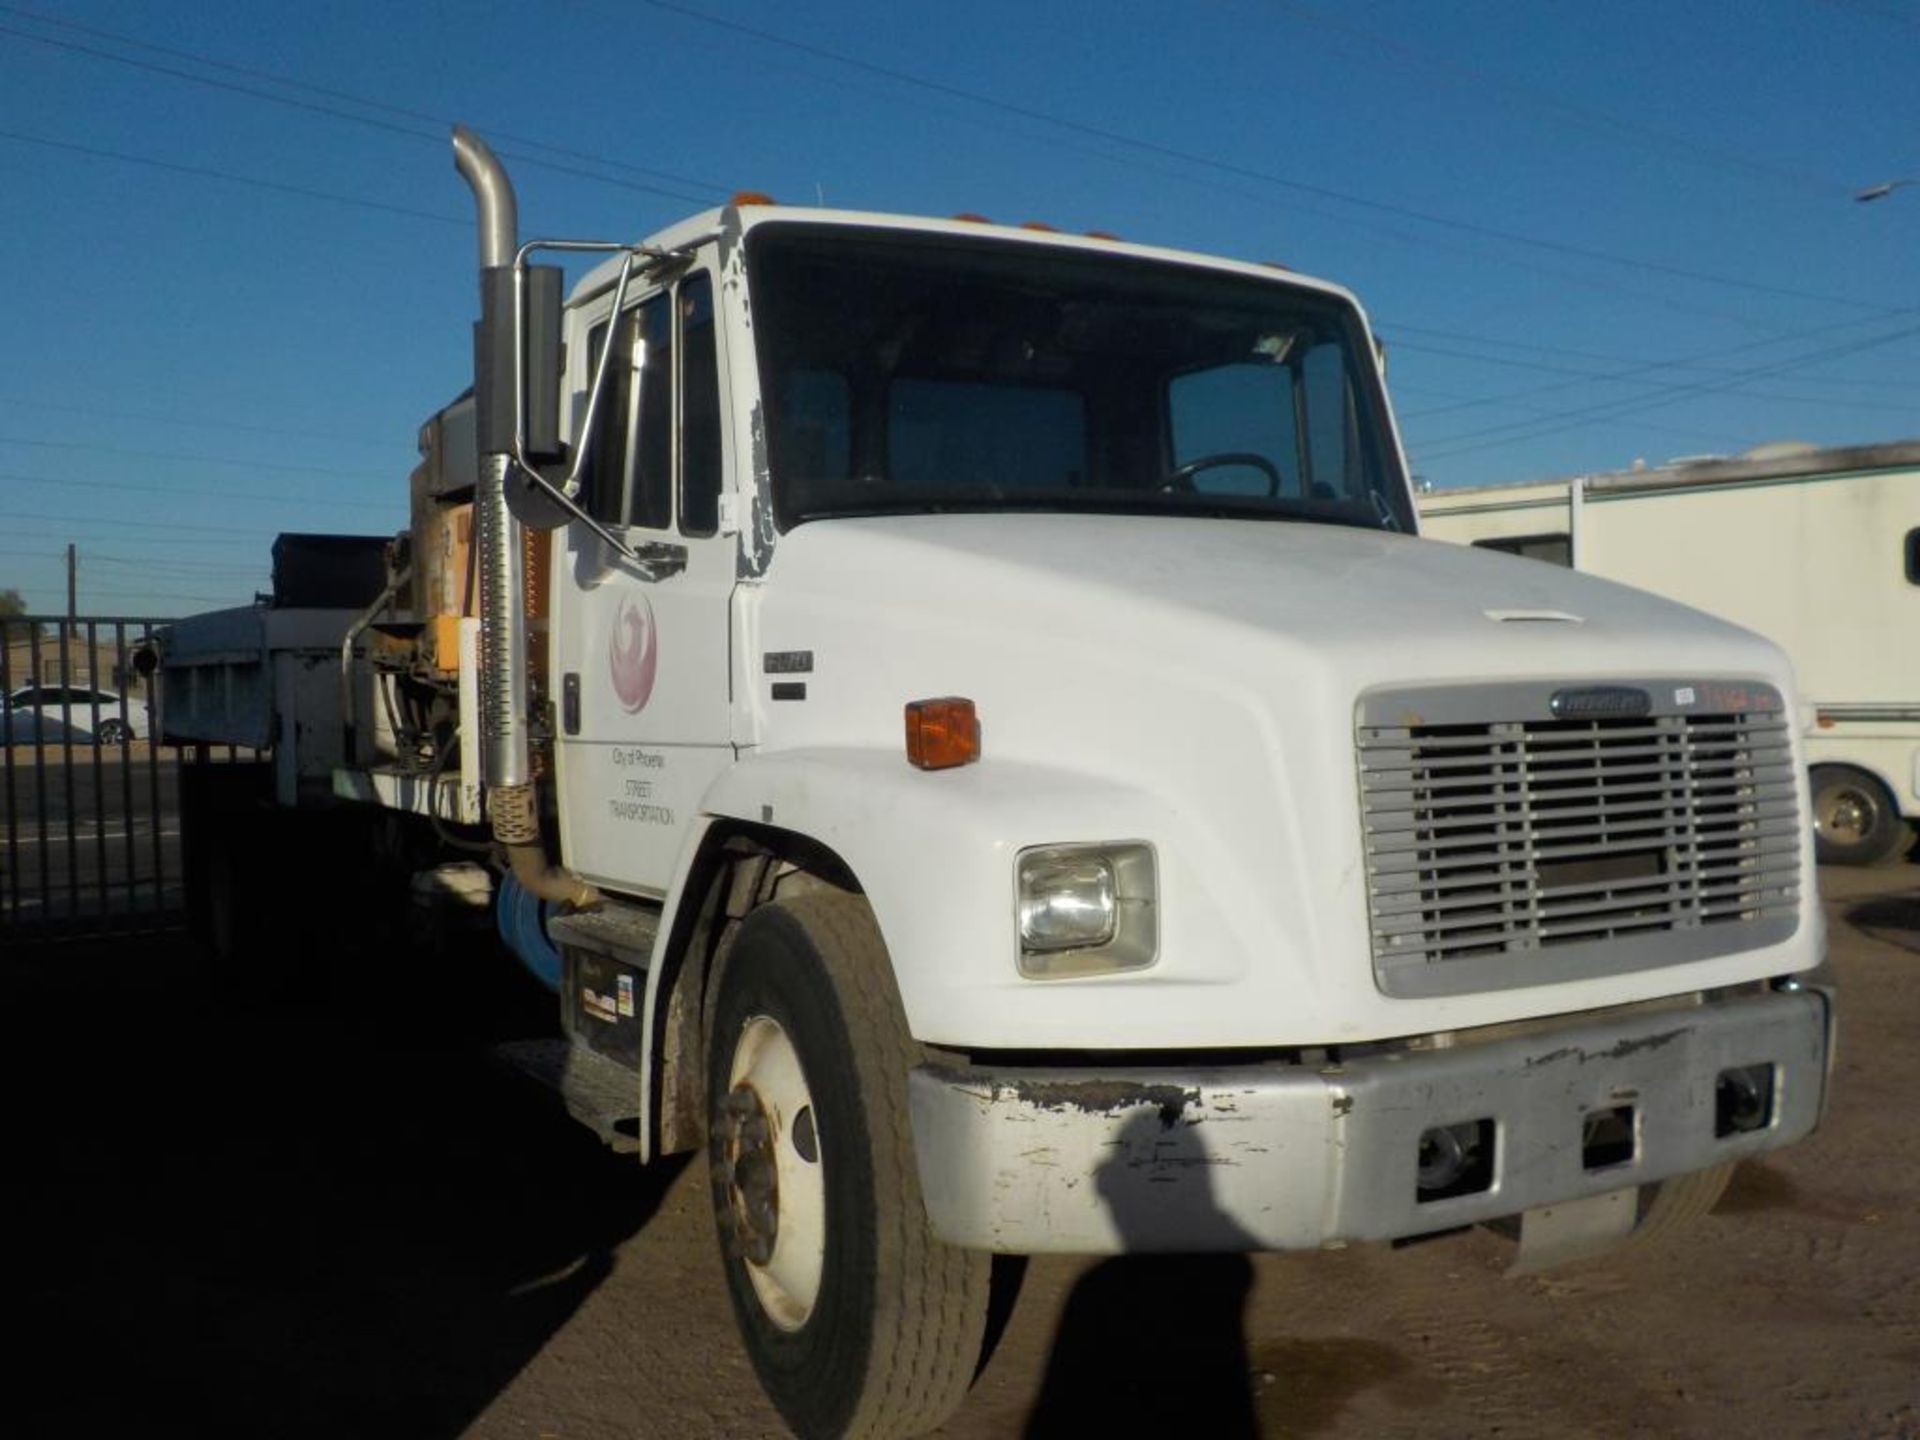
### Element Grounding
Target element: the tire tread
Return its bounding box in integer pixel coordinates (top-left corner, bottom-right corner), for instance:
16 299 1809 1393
1633 1161 1736 1244
782 892 988 1439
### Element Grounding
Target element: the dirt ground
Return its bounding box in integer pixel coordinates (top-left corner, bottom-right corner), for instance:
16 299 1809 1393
5 862 1916 1439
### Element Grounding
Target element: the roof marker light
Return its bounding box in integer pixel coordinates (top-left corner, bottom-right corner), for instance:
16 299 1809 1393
952 212 992 224
730 191 777 207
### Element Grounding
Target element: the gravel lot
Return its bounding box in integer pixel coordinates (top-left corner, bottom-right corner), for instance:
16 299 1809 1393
6 862 1916 1439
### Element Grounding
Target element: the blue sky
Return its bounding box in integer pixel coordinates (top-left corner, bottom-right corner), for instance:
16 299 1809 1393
2 0 1916 616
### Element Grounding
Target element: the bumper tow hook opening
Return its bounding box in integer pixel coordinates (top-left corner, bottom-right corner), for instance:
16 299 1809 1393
1716 1064 1777 1137
1416 1119 1495 1202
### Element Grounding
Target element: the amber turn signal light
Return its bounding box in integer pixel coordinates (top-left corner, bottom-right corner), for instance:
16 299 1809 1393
905 697 980 770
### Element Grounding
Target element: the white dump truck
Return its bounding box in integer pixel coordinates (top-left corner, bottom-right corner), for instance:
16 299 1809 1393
1417 443 1920 867
156 129 1835 1439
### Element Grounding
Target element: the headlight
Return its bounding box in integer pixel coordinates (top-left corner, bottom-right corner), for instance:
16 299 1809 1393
1016 842 1156 979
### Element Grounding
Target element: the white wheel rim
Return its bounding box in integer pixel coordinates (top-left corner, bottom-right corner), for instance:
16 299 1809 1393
726 1014 826 1331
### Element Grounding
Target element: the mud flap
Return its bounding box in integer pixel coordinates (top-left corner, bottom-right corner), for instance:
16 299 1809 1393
1507 1186 1638 1275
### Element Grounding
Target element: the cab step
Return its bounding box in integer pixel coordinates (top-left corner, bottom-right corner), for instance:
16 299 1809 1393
493 1037 642 1153
547 901 662 967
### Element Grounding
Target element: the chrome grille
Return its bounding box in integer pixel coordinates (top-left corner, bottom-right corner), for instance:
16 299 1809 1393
1357 686 1801 997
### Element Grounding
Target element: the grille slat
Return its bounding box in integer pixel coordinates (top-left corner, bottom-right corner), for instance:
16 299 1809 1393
1375 870 1801 941
1362 736 1793 783
1358 718 1787 758
1369 854 1802 918
1358 690 1802 994
1367 841 1803 894
1365 802 1797 849
1360 745 1794 799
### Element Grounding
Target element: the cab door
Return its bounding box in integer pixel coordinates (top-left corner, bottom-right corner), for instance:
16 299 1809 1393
553 266 736 895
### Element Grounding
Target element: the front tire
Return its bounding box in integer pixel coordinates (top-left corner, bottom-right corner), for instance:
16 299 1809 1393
1632 1161 1736 1244
1810 764 1908 866
707 892 989 1440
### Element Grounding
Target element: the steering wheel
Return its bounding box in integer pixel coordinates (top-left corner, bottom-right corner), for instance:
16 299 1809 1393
1161 451 1283 496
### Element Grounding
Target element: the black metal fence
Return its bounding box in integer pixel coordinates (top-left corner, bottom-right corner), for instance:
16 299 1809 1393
1 615 202 939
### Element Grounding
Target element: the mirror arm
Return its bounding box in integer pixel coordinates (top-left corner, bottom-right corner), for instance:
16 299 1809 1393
499 236 701 578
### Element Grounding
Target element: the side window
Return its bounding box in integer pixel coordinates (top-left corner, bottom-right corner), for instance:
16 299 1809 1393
679 274 722 537
631 294 674 531
1168 363 1301 497
582 293 674 529
584 316 630 526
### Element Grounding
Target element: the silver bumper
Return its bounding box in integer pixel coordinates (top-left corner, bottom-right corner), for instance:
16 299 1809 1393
908 988 1831 1254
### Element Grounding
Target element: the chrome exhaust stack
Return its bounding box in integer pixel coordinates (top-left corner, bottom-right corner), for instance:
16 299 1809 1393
452 125 530 793
451 125 598 909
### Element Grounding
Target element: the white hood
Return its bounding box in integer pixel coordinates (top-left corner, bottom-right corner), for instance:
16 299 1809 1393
738 513 1814 1048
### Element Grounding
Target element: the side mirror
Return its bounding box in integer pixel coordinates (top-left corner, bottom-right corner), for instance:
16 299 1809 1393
477 262 572 529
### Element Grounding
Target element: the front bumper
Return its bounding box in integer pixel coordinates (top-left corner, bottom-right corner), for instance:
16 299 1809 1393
908 987 1831 1254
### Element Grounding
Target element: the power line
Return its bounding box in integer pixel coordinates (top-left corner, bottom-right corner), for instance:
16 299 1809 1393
7 0 1900 383
1394 308 1920 429
0 469 397 511
1 545 257 566
1267 1 1848 197
0 436 389 484
1384 335 1920 417
1417 319 1920 460
85 551 267 575
1 521 277 550
18 0 1873 317
0 127 465 226
0 392 401 452
74 581 244 605
1814 0 1920 32
630 0 1901 313
0 2 726 199
1385 321 1920 397
4 4 1904 482
0 18 718 207
0 508 292 538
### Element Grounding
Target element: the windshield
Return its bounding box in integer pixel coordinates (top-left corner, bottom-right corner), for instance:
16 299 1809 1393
746 224 1412 531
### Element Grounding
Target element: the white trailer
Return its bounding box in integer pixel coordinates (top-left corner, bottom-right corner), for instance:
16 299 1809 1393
1418 442 1920 866
155 130 1835 1440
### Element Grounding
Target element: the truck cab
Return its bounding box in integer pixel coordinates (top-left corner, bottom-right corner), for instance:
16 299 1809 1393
537 197 1832 1436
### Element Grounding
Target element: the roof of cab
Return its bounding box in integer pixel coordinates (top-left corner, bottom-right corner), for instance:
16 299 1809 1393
567 203 1367 317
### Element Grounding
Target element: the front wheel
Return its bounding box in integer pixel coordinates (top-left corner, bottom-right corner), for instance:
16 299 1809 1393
707 892 989 1440
1810 764 1909 866
1631 1161 1736 1244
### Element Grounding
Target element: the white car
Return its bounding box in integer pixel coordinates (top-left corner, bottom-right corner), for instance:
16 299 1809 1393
2 683 149 745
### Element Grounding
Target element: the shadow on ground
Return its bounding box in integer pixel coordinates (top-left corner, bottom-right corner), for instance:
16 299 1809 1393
1847 887 1920 955
3 933 678 1439
1018 1110 1411 1438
